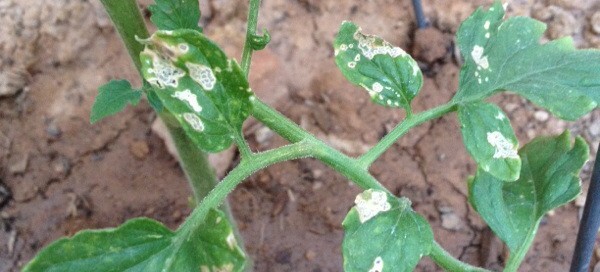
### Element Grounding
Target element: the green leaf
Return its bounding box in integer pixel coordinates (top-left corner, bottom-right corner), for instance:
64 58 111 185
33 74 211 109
458 102 521 181
469 132 588 267
149 0 202 32
454 1 599 120
139 30 253 153
23 209 246 272
343 189 433 272
90 80 142 124
334 21 423 112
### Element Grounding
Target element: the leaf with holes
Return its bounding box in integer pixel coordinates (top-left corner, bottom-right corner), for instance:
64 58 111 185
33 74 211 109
342 189 433 272
90 80 142 124
334 21 423 112
139 29 253 152
459 102 520 181
453 1 599 120
23 209 246 272
149 0 202 32
469 131 588 267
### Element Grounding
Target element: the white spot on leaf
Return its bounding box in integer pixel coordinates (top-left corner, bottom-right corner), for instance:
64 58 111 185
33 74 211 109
182 113 204 132
369 256 384 272
372 82 383 93
471 45 489 70
484 21 490 30
354 189 391 223
144 49 185 88
487 131 518 159
353 29 407 60
186 62 216 90
485 32 490 39
226 232 237 250
172 89 202 112
348 62 356 68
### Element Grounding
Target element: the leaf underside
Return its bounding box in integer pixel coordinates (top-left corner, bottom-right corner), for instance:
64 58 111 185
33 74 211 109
454 1 599 120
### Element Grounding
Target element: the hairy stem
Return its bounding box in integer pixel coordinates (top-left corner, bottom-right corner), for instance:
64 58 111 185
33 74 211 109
177 141 314 233
98 0 149 76
430 241 492 272
358 102 458 169
241 0 262 76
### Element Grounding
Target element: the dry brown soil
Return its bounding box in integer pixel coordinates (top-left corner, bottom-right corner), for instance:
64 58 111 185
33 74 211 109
1 0 600 271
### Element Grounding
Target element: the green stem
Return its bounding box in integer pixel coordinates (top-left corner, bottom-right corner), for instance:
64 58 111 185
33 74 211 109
430 241 492 272
503 228 537 272
234 130 253 159
241 0 262 76
250 98 385 191
177 141 314 233
98 0 149 76
358 103 458 169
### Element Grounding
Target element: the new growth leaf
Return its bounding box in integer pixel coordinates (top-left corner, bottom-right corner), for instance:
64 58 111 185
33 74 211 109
90 79 142 124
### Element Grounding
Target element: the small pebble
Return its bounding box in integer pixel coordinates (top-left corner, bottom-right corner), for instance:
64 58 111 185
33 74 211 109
575 195 586 207
129 140 150 160
591 12 600 35
534 110 549 122
254 126 274 145
441 212 462 231
589 121 600 137
305 250 316 261
45 121 62 139
8 153 28 175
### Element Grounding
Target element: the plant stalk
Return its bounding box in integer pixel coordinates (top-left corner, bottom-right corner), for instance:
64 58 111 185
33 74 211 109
430 241 492 272
358 103 457 168
98 0 149 76
241 0 262 77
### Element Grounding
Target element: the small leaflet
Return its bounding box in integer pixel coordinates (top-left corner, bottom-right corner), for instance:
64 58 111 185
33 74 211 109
334 21 423 112
458 102 521 181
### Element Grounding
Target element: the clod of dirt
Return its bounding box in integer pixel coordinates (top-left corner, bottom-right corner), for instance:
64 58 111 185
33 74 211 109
591 12 600 35
0 70 28 98
0 180 11 208
305 249 316 261
65 192 92 218
129 140 150 160
480 227 505 270
533 5 580 40
51 156 72 176
8 153 28 175
412 27 449 64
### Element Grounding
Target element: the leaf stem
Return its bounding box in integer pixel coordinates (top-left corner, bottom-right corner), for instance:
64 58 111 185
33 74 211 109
358 102 457 169
234 130 254 159
430 241 492 272
241 0 262 77
250 97 386 191
176 140 314 233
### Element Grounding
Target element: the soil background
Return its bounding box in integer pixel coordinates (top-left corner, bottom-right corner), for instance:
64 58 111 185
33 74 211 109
1 0 600 271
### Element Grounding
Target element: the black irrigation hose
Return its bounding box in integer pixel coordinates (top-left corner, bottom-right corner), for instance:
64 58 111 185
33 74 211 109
571 143 600 272
411 0 428 29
